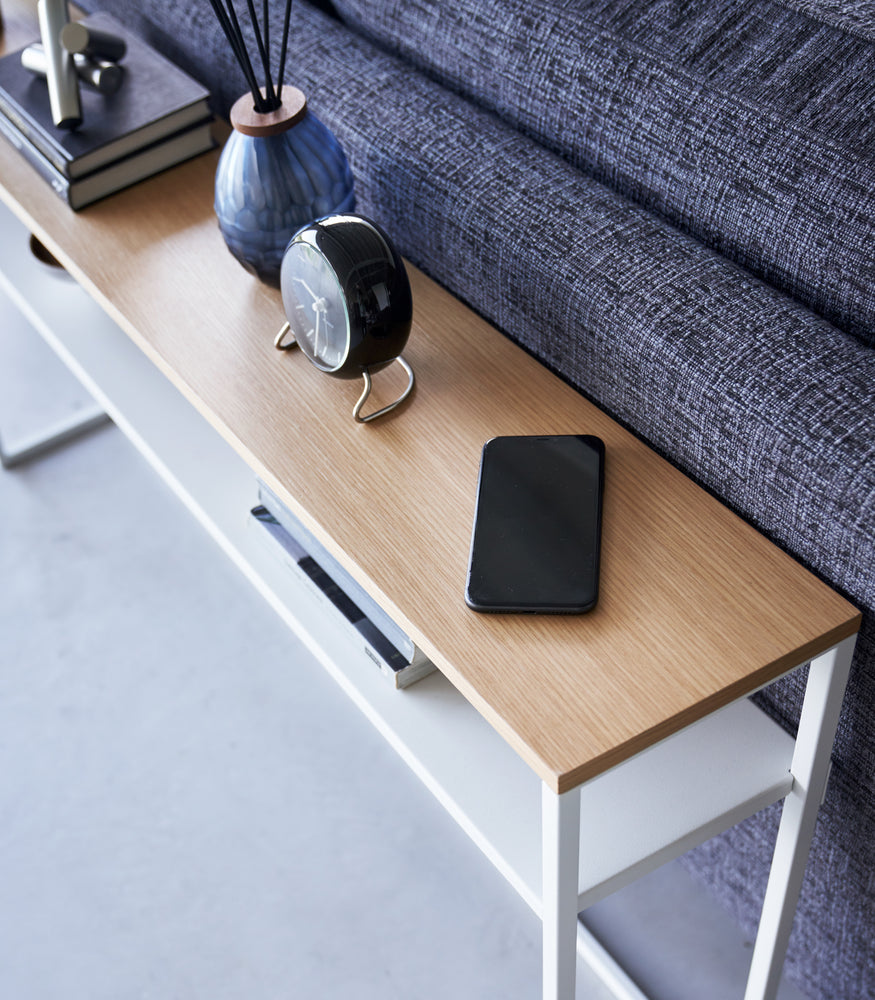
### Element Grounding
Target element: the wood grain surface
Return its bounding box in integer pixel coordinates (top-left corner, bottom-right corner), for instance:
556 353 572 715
1 0 860 791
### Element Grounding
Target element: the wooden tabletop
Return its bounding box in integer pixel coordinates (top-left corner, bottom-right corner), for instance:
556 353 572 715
1 1 860 792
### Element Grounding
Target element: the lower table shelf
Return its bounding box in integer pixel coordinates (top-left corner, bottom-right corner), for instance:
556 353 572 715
0 198 797 929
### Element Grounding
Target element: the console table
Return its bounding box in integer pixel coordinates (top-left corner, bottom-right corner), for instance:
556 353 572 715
0 7 861 998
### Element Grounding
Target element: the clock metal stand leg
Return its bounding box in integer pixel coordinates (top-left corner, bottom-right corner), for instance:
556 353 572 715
274 322 297 351
542 783 581 1000
743 634 856 1000
353 357 415 423
274 324 415 424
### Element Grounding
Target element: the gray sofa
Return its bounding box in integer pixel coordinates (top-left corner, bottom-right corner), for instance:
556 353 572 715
82 1 875 996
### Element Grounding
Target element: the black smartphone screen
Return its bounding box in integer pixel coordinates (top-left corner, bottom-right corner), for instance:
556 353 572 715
465 434 605 614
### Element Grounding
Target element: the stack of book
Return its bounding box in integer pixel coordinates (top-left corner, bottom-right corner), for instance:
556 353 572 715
251 480 437 690
0 12 214 209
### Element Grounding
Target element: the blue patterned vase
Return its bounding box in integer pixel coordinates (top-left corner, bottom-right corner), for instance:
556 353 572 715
214 87 355 287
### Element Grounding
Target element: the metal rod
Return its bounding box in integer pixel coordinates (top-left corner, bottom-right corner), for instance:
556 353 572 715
353 356 415 423
22 43 124 94
743 634 857 1000
542 784 581 1000
0 406 109 469
37 0 81 129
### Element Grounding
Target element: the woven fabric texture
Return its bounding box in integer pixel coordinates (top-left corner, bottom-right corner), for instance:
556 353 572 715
778 0 875 39
83 1 875 997
327 0 875 348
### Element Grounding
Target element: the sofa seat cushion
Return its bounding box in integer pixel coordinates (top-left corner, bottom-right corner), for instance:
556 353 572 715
328 0 875 348
780 0 875 40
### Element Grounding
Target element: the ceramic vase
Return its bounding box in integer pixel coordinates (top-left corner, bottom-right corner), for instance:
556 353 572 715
214 87 355 287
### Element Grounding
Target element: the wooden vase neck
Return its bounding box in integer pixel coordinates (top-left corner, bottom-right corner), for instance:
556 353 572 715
229 87 307 137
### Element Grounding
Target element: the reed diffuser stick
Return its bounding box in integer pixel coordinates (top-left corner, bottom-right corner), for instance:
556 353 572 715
245 0 277 107
207 0 267 111
223 0 269 107
207 0 294 113
277 0 293 100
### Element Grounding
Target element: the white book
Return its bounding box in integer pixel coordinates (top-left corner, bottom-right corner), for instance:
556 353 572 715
257 479 417 661
249 498 435 690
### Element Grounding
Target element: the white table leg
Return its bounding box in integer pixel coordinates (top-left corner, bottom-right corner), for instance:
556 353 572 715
0 406 108 468
542 782 581 1000
744 634 857 1000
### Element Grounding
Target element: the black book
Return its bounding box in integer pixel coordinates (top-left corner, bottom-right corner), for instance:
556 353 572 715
0 110 214 210
0 11 211 179
257 478 417 662
249 504 436 690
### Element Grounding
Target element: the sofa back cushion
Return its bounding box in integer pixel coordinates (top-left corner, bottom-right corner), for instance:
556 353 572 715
329 0 875 348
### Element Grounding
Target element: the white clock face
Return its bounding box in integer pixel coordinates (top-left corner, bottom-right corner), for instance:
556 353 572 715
280 241 349 371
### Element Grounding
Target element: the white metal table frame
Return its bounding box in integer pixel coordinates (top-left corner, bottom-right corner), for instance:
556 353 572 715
4 353 856 1000
0 404 109 468
541 635 856 1000
0 200 859 1000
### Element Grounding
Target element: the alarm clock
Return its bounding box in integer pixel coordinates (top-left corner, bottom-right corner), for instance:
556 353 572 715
274 214 415 423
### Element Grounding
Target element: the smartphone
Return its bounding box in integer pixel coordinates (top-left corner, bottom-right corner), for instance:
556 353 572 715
465 434 605 614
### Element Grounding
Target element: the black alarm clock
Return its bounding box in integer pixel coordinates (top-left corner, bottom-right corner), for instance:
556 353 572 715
274 214 415 423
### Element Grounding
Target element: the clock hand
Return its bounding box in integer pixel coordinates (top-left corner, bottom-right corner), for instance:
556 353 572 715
313 297 333 358
293 277 318 302
312 301 323 354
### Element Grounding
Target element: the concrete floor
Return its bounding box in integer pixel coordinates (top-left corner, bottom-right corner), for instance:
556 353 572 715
0 279 809 1000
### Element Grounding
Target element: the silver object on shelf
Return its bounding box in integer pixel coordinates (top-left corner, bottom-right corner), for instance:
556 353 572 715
59 21 127 62
274 321 415 424
21 42 124 95
37 0 81 129
352 357 415 423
